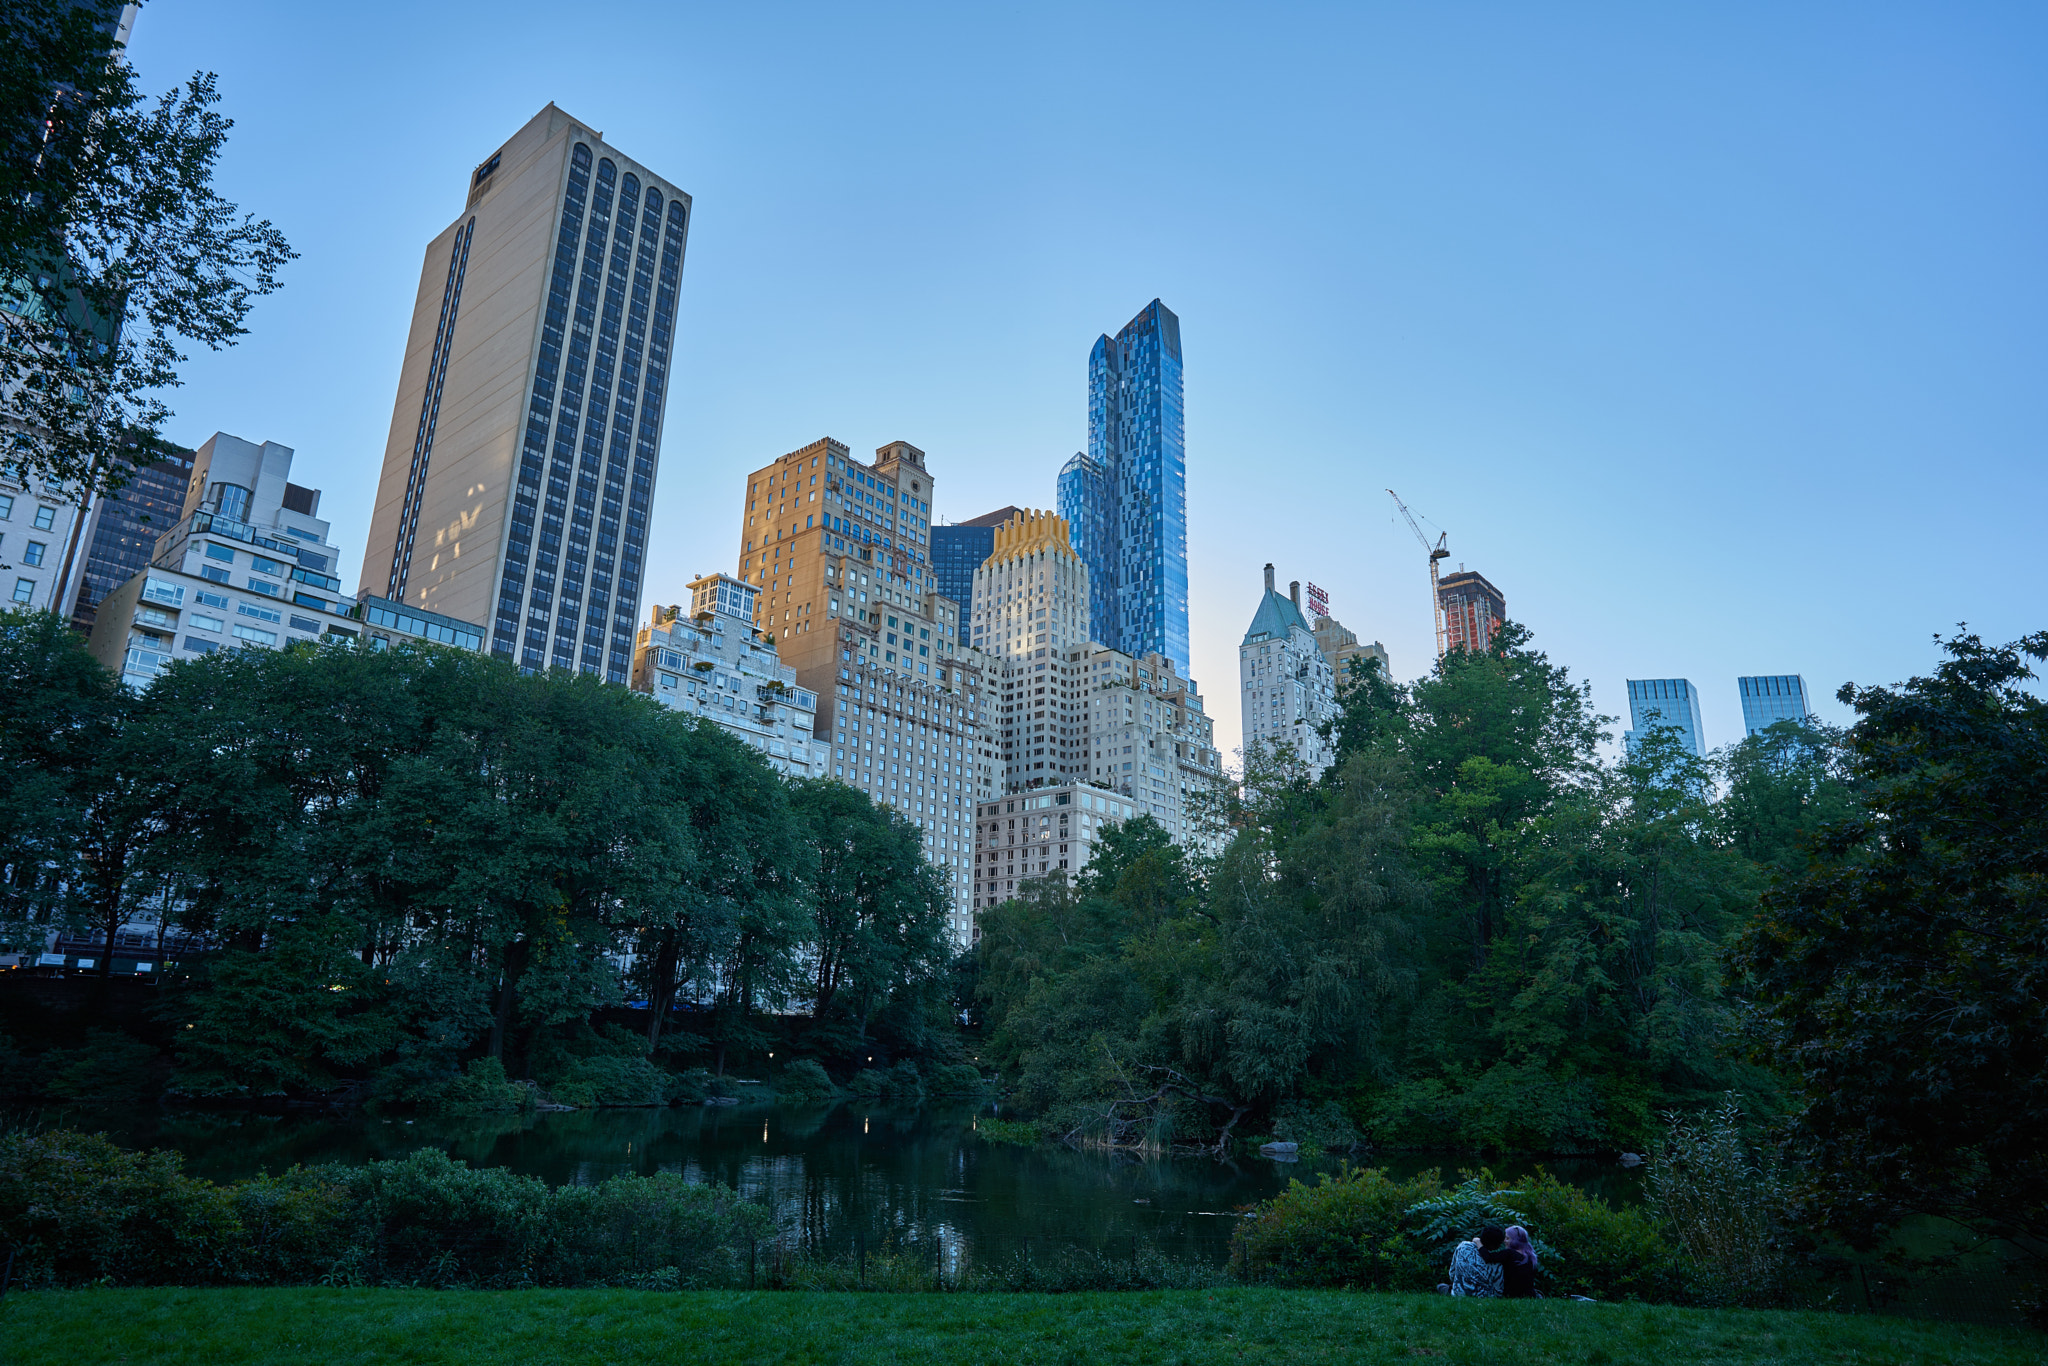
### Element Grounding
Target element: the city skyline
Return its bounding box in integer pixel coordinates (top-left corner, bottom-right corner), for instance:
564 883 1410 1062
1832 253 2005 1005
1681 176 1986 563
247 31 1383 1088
116 3 2047 765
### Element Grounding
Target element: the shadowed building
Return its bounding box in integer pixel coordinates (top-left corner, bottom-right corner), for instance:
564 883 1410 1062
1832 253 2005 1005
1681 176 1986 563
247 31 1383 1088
359 105 691 681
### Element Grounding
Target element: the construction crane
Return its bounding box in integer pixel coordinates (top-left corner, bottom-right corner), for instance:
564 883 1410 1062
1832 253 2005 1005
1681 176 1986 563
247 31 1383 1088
1387 489 1450 662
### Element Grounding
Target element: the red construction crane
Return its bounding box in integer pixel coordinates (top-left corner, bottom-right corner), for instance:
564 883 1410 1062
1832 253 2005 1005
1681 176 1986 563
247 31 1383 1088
1387 489 1450 662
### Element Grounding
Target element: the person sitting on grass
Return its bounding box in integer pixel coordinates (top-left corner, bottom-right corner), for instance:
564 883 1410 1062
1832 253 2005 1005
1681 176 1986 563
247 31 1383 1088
1441 1225 1506 1297
1479 1222 1541 1298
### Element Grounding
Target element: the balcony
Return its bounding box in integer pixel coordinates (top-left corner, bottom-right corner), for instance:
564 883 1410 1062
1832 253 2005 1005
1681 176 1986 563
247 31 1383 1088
155 510 324 574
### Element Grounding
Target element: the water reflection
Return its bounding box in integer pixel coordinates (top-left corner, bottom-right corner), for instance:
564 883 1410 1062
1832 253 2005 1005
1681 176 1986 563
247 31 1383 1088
36 1101 1642 1266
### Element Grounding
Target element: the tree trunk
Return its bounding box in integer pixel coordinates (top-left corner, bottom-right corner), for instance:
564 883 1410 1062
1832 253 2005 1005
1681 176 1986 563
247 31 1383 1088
489 939 529 1069
645 931 681 1052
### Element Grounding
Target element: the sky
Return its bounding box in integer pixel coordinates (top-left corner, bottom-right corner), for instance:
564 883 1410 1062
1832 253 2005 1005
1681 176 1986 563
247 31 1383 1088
123 2 2047 762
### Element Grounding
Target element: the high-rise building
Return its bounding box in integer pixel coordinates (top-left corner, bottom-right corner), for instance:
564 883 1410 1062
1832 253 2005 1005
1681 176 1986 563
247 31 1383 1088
67 447 194 634
1625 678 1705 757
1738 675 1811 735
973 784 1146 916
930 507 1020 645
360 105 690 681
1239 564 1340 778
1081 643 1225 851
1058 299 1189 673
968 510 1092 791
87 432 481 690
731 437 992 942
1313 614 1390 690
632 574 821 779
1438 569 1505 654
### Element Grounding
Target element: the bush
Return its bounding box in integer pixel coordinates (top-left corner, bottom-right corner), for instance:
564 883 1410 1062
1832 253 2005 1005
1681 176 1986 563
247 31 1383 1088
1229 1164 1695 1304
847 1069 887 1099
1648 1094 1790 1305
1229 1166 1444 1289
885 1060 924 1101
0 1130 771 1289
429 1057 533 1114
773 1059 837 1103
925 1063 991 1096
547 1054 668 1107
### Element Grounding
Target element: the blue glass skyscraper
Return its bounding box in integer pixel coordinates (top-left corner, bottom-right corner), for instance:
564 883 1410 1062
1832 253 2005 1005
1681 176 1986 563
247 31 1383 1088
1058 299 1188 673
1738 675 1810 735
930 506 1020 644
1625 678 1705 757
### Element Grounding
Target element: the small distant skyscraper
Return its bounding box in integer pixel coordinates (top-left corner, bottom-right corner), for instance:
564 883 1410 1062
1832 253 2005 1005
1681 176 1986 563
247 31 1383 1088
1438 569 1505 654
65 446 193 634
360 105 691 682
1738 675 1810 735
930 507 1020 645
1058 299 1188 674
1626 678 1705 757
1239 565 1339 779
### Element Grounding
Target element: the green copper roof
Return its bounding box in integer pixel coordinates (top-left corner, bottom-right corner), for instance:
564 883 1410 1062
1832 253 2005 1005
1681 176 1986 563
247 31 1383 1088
1241 589 1311 646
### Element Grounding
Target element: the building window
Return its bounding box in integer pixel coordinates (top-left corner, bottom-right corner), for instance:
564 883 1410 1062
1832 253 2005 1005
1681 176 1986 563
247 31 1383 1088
22 541 44 566
11 578 33 603
32 506 56 530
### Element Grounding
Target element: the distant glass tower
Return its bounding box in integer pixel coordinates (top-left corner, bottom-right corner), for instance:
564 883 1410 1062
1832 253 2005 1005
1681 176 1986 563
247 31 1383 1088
1738 675 1810 735
1058 299 1188 673
930 506 1019 644
1626 678 1705 757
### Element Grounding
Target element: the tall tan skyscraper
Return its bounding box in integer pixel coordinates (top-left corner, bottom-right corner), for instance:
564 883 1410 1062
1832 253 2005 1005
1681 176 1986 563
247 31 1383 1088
361 105 691 681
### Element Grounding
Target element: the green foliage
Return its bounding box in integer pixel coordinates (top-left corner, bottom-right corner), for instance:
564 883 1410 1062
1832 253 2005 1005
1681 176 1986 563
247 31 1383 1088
1230 1163 1690 1302
772 1058 837 1103
1647 1095 1790 1305
1 1 294 500
1228 1166 1444 1289
1730 630 2048 1257
924 1062 990 1096
0 628 964 1104
972 1117 1047 1146
981 619 1824 1155
0 1129 770 1289
427 1058 532 1115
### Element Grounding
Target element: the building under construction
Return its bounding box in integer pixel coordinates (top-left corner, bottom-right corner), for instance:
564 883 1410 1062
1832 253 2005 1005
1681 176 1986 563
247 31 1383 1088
1438 570 1506 654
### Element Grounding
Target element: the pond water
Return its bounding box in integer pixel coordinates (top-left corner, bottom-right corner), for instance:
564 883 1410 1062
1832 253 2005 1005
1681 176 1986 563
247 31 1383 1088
41 1100 1643 1267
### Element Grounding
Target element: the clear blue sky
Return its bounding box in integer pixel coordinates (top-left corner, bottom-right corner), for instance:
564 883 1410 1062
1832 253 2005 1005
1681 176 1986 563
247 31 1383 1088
127 2 2047 760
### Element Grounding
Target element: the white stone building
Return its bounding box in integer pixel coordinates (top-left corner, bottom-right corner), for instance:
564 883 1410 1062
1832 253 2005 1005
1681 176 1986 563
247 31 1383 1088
1081 645 1227 852
1239 563 1340 780
0 462 85 615
972 783 1145 915
86 432 484 690
631 573 821 780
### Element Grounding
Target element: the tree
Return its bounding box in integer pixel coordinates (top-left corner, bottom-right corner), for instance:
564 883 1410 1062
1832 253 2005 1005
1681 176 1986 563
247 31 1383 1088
2 0 293 500
0 609 126 959
1731 630 2048 1254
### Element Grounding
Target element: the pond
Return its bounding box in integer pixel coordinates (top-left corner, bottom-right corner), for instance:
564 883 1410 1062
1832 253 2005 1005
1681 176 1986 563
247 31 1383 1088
37 1100 1643 1267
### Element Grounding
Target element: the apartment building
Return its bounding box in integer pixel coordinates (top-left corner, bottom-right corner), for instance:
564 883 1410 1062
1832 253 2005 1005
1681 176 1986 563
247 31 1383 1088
0 463 84 614
1313 614 1390 690
972 783 1144 914
1081 644 1226 851
1239 563 1339 779
631 573 820 779
86 432 482 690
968 509 1092 791
732 436 991 943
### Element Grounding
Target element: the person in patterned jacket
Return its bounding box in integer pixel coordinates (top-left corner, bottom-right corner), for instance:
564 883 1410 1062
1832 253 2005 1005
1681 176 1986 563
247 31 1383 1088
1442 1225 1507 1297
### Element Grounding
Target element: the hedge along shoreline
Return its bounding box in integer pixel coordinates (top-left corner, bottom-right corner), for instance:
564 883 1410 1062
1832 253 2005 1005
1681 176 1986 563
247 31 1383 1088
0 1130 772 1290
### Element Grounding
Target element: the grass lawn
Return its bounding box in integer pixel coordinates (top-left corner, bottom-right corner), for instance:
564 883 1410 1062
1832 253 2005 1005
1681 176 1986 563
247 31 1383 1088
2 1287 2035 1365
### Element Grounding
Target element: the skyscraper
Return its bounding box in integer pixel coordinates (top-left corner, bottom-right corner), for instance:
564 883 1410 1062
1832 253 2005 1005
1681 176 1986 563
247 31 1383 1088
931 507 1020 645
360 105 691 682
1738 675 1810 735
969 509 1091 790
1058 299 1188 673
1438 569 1506 654
1625 678 1705 757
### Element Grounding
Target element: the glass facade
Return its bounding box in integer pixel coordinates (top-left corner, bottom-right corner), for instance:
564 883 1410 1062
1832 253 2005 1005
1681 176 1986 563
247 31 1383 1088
930 522 997 643
1625 677 1705 757
1738 674 1809 735
70 447 194 634
1059 299 1188 673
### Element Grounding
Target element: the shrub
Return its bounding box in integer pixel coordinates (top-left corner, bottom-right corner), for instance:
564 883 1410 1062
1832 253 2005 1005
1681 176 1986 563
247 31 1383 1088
1230 1163 1695 1304
773 1058 837 1103
1648 1094 1790 1305
547 1053 668 1107
1229 1166 1445 1288
0 1130 772 1289
847 1069 888 1099
885 1060 924 1101
430 1057 532 1114
926 1062 991 1097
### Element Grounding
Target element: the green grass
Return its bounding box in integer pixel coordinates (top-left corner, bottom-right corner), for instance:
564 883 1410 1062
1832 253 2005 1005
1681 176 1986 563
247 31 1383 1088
2 1288 2035 1365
